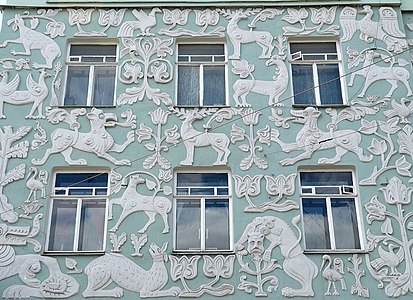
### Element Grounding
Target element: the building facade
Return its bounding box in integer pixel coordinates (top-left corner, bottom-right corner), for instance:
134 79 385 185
0 0 413 298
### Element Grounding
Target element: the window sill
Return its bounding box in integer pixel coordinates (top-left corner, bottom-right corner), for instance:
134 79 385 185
292 103 350 108
172 250 234 256
304 249 367 254
43 251 106 256
173 105 230 109
59 105 116 109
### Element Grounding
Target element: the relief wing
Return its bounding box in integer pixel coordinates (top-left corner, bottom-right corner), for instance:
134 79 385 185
1 74 20 96
379 7 406 38
339 7 358 42
26 74 42 96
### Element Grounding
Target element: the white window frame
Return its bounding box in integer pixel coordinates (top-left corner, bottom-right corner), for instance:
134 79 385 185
173 169 233 253
63 42 118 107
289 40 347 106
45 170 110 253
175 41 228 107
299 168 365 252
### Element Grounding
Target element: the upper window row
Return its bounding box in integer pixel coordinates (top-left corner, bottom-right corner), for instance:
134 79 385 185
62 41 345 107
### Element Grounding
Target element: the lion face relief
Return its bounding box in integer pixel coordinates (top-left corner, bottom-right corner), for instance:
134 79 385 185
247 231 265 255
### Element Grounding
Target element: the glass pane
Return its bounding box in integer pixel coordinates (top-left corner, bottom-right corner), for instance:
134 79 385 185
179 44 224 56
317 64 343 105
314 186 340 195
55 173 108 189
48 200 77 251
176 200 201 250
78 200 106 251
331 198 361 249
68 188 93 196
205 199 230 250
204 65 226 106
190 188 215 195
300 172 353 188
70 45 117 56
290 42 337 56
177 65 200 106
292 64 316 105
302 198 331 249
92 66 116 106
64 66 90 106
177 173 228 188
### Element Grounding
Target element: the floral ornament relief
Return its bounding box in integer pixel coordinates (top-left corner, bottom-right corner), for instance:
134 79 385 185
282 7 339 36
170 255 235 297
365 177 413 297
0 12 62 69
158 9 225 37
233 174 298 212
117 37 173 106
348 254 369 298
231 108 274 170
136 107 180 170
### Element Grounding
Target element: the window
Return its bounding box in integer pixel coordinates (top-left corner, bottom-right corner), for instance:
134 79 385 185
290 41 345 106
46 172 109 252
299 170 363 251
64 44 117 106
176 43 227 106
174 171 232 252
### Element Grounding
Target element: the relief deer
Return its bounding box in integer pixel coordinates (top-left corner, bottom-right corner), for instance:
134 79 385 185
171 108 230 166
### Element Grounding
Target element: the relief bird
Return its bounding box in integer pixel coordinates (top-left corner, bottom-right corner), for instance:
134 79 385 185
370 244 404 276
118 8 162 37
321 255 347 296
25 167 48 203
384 98 413 124
0 71 20 98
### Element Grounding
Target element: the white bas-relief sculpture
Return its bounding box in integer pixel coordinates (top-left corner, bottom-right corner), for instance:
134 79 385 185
68 9 125 36
384 98 413 124
232 55 288 107
131 233 147 257
118 8 161 37
117 37 173 106
32 107 136 166
347 48 412 98
31 121 48 150
271 107 372 166
0 125 31 223
233 174 298 212
136 107 180 170
0 14 61 69
110 232 127 252
348 254 369 298
282 7 339 36
170 107 235 166
364 177 413 297
218 8 283 60
65 258 83 274
158 9 225 37
340 6 408 54
83 242 180 298
0 214 79 298
321 255 347 296
170 255 235 297
0 69 50 119
235 216 318 297
18 167 47 219
108 171 172 233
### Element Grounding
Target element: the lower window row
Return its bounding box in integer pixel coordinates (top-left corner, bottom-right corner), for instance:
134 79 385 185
46 169 363 253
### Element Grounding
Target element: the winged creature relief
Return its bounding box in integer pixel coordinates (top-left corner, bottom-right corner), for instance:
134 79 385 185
0 14 61 69
271 107 372 165
0 69 50 119
340 6 408 53
118 8 161 37
32 107 136 166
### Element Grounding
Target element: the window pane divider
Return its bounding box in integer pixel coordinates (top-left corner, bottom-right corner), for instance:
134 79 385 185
325 197 335 250
73 198 82 251
199 64 204 106
200 197 206 251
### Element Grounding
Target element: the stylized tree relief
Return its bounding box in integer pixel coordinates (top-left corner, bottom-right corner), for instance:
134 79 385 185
49 61 62 107
231 108 275 170
232 55 288 107
233 174 298 212
131 233 147 257
0 125 31 223
271 107 372 166
170 107 234 166
348 254 369 298
0 69 51 119
108 171 172 233
83 242 180 298
118 8 161 37
235 216 318 297
282 7 339 36
320 255 347 296
217 8 283 60
340 6 408 53
170 255 235 297
158 9 225 37
117 37 173 106
0 214 80 298
32 107 136 166
136 107 180 170
347 48 412 98
110 232 127 252
0 13 62 69
365 177 413 297
359 117 412 185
